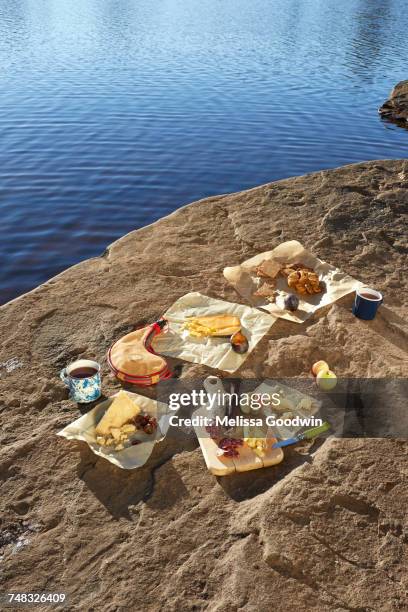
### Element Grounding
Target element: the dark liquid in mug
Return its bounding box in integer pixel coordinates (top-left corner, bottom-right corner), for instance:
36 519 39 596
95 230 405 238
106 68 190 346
360 292 379 300
70 367 98 379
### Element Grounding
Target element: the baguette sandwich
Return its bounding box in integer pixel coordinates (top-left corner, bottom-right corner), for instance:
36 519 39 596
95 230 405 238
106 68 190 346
182 314 241 338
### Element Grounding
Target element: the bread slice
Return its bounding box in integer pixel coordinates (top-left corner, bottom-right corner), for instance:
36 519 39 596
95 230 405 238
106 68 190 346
96 391 141 437
110 328 167 377
255 259 281 279
184 314 241 337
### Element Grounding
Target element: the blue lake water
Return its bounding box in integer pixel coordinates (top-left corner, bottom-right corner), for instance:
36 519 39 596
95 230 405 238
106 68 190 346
1 0 407 304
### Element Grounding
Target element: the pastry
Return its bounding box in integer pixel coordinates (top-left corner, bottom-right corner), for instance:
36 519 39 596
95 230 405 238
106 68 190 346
285 265 322 295
280 263 313 277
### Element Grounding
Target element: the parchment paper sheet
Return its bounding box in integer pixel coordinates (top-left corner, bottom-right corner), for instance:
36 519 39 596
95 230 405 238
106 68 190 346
57 391 168 469
152 292 276 373
224 240 363 323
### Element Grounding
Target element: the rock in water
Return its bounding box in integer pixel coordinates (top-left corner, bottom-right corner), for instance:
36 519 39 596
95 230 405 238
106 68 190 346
379 79 408 125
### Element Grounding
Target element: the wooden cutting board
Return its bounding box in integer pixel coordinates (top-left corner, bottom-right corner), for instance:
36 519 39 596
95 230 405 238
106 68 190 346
197 436 284 476
194 410 284 476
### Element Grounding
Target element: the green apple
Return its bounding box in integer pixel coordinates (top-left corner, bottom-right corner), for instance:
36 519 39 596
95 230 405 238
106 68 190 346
316 369 337 391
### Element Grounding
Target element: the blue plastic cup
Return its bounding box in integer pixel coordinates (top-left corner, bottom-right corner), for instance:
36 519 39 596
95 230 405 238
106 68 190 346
352 287 383 321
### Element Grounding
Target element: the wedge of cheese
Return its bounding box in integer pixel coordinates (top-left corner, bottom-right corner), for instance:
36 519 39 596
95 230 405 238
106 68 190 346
183 314 241 338
96 391 141 437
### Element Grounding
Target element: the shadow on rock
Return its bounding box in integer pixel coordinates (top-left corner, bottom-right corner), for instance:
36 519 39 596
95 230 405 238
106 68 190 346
370 306 408 355
218 442 323 502
76 433 198 519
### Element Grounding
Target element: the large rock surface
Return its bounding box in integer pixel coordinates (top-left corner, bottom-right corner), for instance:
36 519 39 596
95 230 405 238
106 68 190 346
379 80 408 126
0 160 408 611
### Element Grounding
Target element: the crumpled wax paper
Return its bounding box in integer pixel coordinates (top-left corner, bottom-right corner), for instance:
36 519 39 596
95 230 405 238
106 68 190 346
57 391 168 469
152 292 276 373
223 240 363 323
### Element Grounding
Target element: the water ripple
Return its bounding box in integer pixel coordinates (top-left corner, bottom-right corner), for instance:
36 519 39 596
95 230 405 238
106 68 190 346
0 0 408 303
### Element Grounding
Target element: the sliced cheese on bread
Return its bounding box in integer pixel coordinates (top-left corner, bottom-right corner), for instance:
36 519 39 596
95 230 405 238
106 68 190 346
96 390 141 437
184 314 241 337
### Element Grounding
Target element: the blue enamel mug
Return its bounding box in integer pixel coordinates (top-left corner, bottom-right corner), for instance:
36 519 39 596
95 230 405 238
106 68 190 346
60 359 102 403
352 287 383 321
